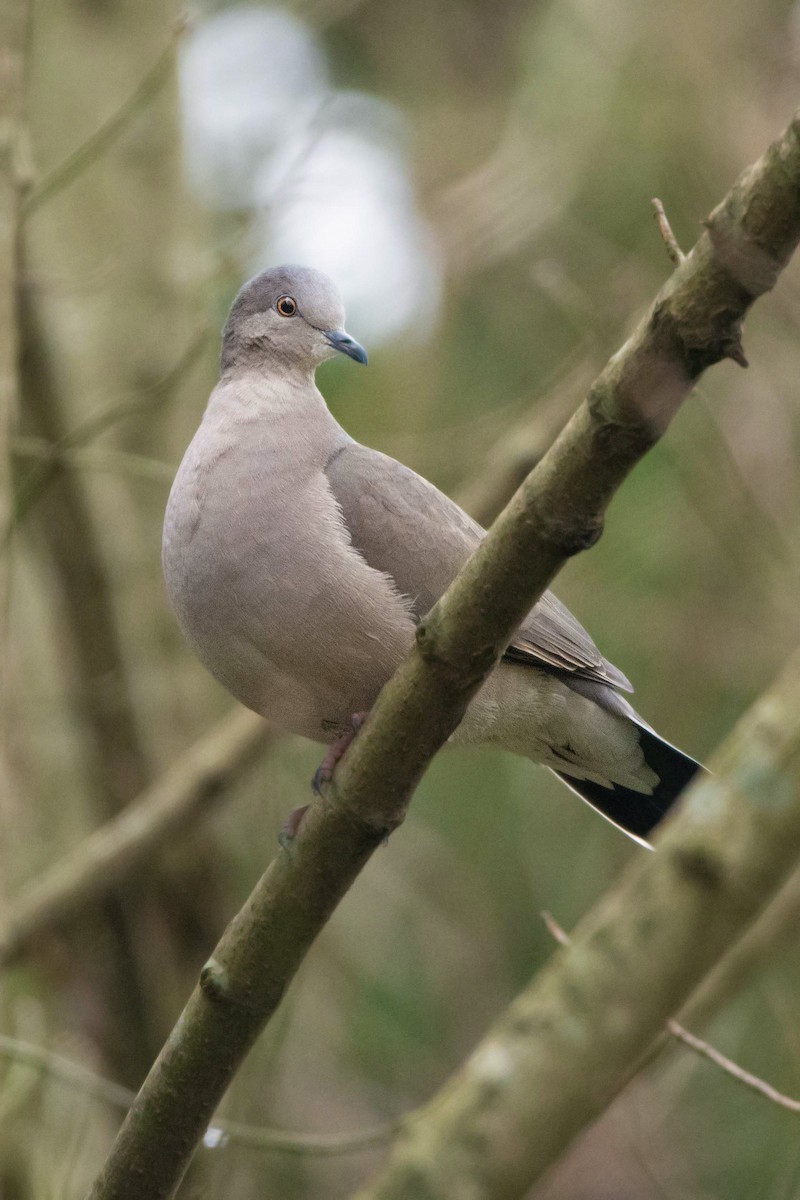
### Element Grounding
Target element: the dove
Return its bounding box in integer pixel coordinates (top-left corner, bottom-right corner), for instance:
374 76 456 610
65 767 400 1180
162 265 701 845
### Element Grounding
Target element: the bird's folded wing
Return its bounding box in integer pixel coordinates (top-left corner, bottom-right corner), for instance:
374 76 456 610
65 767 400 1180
324 440 631 692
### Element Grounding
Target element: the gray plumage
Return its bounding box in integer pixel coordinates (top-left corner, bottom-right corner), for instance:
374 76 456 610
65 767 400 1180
163 265 700 843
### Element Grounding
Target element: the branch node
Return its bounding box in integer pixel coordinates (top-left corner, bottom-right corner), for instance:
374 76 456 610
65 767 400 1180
415 618 496 677
723 339 749 369
338 793 408 843
199 958 273 1012
670 845 725 891
704 210 782 296
530 508 605 557
652 197 685 266
199 958 233 1005
415 618 447 664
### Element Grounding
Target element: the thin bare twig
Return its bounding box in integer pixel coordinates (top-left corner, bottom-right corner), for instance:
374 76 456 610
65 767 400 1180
0 1034 397 1155
542 912 800 1116
666 1020 800 1114
540 909 570 946
652 197 685 266
8 320 209 540
20 15 189 219
454 363 591 526
12 435 174 484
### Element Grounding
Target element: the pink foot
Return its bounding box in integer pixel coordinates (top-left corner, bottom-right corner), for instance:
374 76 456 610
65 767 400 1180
278 713 368 848
278 803 309 850
312 712 368 796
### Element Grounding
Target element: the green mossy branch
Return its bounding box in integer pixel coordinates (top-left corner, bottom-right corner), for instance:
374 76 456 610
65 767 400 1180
89 110 800 1200
353 655 800 1199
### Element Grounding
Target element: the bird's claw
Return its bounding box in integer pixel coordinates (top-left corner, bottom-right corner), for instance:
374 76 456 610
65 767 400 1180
311 764 332 797
310 712 367 797
279 803 310 849
281 713 368 845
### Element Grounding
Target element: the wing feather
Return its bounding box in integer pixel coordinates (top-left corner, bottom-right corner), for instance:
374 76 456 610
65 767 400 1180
325 440 631 691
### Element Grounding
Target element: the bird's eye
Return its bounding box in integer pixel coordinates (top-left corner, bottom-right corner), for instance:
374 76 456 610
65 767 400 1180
276 296 297 317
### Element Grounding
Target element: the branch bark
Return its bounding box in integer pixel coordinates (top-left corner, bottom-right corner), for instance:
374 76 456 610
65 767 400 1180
680 858 800 1030
0 709 270 967
88 109 800 1199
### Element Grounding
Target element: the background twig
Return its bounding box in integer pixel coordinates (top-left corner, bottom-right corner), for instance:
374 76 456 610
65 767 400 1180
20 16 188 219
0 0 32 861
0 709 271 967
0 1033 398 1156
652 197 685 266
666 1020 800 1114
8 322 208 538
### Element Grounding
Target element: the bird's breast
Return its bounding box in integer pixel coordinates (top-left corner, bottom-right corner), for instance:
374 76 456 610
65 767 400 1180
162 414 414 735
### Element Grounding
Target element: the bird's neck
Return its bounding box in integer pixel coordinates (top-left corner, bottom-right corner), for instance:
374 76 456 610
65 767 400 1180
208 367 341 441
220 334 316 379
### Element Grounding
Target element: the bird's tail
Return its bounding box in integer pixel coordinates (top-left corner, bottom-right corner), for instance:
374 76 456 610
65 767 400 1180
554 726 704 847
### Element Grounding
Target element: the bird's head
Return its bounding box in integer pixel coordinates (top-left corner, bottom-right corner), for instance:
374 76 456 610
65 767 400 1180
220 265 368 373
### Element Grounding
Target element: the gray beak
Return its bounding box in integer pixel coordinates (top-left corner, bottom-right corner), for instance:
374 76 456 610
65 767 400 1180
324 329 368 365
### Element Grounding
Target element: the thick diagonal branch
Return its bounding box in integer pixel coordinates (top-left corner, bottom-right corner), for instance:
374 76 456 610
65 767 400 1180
88 110 800 1200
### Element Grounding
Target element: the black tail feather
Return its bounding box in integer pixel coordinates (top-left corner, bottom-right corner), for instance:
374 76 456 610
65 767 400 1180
555 727 704 844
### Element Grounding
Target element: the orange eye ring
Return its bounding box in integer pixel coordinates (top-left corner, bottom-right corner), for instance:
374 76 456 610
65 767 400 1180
276 296 297 317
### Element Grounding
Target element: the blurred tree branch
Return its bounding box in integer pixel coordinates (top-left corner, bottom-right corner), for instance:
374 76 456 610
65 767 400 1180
453 363 590 525
353 655 800 1199
542 911 800 1117
15 0 219 1089
0 0 31 807
19 283 154 817
619 859 800 1088
681 859 800 1030
0 709 271 967
12 434 174 484
87 110 800 1200
8 321 208 537
19 273 187 1078
20 15 187 220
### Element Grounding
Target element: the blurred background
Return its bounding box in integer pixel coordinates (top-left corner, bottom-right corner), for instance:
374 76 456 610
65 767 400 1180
4 0 800 1196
